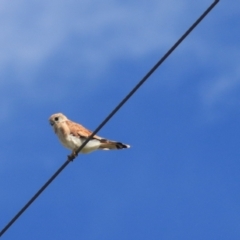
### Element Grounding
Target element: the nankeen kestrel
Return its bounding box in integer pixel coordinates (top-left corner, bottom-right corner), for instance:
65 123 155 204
49 113 130 160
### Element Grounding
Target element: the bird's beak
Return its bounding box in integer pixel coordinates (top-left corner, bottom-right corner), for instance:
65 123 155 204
49 120 54 126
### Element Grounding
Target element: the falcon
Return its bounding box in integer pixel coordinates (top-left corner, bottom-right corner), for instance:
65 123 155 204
49 113 130 160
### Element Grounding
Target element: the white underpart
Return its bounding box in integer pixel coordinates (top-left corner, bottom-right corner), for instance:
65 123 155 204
57 132 101 154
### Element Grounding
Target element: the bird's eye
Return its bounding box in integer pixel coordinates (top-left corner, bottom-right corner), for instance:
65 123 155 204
54 117 59 121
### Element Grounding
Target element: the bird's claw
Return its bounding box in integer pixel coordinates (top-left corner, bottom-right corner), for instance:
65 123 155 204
67 151 78 161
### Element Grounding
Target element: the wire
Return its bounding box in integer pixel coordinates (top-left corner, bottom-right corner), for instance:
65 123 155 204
0 0 219 237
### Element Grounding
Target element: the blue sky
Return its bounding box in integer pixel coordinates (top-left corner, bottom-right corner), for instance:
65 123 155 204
1 0 240 239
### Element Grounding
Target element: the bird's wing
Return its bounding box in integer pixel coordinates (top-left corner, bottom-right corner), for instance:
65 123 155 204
66 120 103 140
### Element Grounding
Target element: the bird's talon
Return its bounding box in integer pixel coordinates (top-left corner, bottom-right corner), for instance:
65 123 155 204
68 153 75 161
67 155 74 161
67 151 78 161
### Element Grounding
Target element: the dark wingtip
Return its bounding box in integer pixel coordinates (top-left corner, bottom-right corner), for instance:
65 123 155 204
116 142 130 149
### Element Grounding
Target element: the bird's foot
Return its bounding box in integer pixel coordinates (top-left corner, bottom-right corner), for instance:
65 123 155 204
67 151 78 161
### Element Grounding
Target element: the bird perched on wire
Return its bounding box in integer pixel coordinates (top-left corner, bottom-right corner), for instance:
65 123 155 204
49 113 130 161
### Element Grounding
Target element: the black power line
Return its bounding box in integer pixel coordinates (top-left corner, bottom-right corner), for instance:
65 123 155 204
0 0 219 237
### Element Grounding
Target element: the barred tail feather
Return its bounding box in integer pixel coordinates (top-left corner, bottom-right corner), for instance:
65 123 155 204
99 140 130 150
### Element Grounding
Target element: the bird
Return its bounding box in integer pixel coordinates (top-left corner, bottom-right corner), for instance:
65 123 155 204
49 113 130 160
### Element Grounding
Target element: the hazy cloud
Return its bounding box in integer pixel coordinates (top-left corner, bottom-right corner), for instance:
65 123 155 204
0 0 239 118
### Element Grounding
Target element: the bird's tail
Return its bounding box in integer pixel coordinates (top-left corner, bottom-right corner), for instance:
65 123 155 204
99 139 130 150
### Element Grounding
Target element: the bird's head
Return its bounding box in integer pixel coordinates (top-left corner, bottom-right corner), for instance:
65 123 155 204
49 113 68 127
